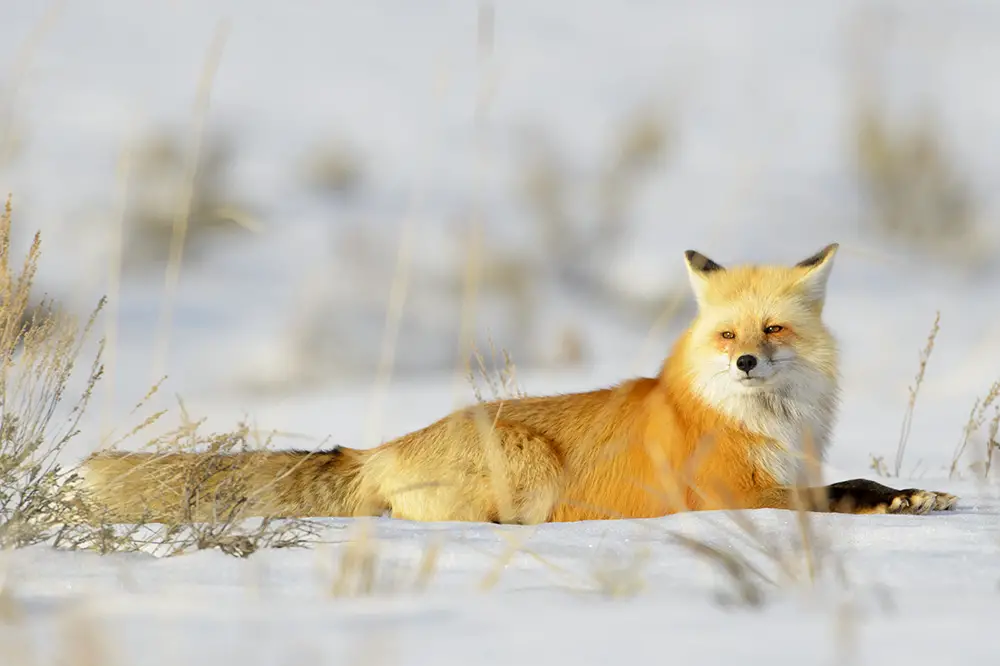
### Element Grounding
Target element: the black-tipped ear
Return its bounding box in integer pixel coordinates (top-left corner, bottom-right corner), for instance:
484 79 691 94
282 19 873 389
794 243 839 304
684 250 725 274
795 243 839 270
684 250 724 308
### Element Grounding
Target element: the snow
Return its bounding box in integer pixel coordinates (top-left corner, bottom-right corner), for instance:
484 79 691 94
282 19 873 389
5 485 1000 664
6 365 1000 665
2 1 1000 664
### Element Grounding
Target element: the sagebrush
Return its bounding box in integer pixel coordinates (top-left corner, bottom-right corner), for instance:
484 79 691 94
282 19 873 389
0 195 320 556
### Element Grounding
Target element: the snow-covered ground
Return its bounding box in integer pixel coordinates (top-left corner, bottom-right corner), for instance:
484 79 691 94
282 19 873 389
3 474 999 665
3 364 998 666
2 1 1000 664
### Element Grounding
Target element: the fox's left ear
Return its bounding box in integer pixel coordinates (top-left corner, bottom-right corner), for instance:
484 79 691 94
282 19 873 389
684 250 725 307
793 243 839 304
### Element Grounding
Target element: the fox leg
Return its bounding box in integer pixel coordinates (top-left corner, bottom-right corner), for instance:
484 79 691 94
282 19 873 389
375 418 565 524
755 478 958 515
480 429 565 525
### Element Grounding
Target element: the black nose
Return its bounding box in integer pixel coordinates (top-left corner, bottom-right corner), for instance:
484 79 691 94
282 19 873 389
735 354 758 373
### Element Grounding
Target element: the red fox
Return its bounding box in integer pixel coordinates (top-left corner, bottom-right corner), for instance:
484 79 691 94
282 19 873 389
80 243 958 523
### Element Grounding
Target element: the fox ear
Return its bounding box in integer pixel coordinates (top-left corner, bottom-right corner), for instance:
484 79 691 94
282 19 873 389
793 243 839 304
684 250 725 306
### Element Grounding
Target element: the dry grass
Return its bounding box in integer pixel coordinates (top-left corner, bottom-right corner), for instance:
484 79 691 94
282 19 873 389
868 312 940 478
314 520 449 598
121 128 258 271
0 195 322 558
0 195 105 549
0 2 67 170
950 379 1000 479
518 104 676 323
467 337 526 405
892 312 940 476
849 12 984 266
150 18 258 384
665 470 846 610
300 135 366 198
866 308 1000 481
263 99 675 389
107 24 256 278
853 105 979 257
64 413 324 558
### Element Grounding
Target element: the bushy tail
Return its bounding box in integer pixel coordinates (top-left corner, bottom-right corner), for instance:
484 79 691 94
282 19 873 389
77 447 383 523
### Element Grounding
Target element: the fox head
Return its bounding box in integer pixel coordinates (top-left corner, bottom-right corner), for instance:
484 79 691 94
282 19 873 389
679 244 840 437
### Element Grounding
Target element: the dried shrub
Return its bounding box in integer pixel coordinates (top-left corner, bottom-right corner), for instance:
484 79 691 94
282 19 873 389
121 129 257 271
854 107 978 257
300 135 366 198
849 11 985 265
0 195 105 548
0 194 319 558
519 104 677 321
950 379 1000 479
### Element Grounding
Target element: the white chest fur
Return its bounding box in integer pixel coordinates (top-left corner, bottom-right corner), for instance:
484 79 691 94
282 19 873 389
694 370 839 486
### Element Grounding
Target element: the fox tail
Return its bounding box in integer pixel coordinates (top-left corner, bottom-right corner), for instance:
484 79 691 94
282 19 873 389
77 446 385 522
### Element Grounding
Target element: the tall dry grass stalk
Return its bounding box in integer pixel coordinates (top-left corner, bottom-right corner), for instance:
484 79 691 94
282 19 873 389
124 128 258 270
890 311 940 477
645 423 849 608
98 136 133 447
0 1 67 168
361 204 417 452
518 101 674 327
151 19 232 382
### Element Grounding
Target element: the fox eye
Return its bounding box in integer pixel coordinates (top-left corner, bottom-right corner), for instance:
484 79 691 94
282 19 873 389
764 325 784 334
720 331 736 340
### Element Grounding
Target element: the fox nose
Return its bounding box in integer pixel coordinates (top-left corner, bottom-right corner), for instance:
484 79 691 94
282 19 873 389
735 354 758 373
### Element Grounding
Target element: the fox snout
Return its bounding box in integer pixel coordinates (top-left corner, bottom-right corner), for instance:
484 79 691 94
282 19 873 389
729 350 778 383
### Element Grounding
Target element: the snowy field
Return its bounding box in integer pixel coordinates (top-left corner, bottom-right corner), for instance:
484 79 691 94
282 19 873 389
3 486 1000 666
2 1 1000 664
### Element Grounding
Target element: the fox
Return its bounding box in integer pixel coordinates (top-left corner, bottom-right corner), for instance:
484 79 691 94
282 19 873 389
79 243 958 524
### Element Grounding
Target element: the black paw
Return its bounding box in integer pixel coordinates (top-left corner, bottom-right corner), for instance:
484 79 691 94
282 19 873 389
825 479 959 515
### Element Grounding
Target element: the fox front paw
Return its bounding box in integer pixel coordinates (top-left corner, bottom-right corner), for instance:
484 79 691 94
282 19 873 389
825 479 959 515
886 488 959 515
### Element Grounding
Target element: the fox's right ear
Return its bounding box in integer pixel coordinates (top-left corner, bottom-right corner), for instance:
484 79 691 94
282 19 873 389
684 250 724 307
